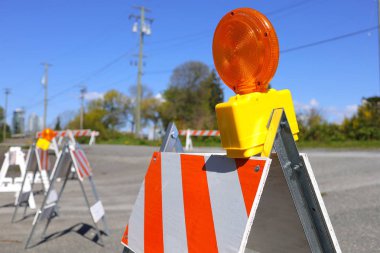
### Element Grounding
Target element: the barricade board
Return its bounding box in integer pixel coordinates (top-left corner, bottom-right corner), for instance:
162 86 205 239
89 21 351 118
24 143 108 249
122 152 270 253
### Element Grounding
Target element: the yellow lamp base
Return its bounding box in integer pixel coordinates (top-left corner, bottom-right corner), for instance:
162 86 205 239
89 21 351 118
36 138 51 151
215 89 299 158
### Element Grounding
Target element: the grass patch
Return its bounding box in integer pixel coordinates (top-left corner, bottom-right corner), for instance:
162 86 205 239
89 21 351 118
97 133 161 146
297 140 380 149
95 133 380 150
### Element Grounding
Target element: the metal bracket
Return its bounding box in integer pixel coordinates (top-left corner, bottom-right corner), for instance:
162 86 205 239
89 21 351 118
159 122 184 153
262 108 341 253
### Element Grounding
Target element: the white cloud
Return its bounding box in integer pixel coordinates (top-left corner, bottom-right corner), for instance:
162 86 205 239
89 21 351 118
323 105 358 123
154 93 165 103
309 98 319 107
294 98 319 112
294 99 358 123
84 91 103 101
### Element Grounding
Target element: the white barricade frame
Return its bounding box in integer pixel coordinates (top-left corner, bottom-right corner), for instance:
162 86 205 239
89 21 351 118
0 147 36 210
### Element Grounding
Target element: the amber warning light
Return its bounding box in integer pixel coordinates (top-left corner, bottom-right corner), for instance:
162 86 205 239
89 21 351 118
36 128 57 151
212 8 279 94
214 8 299 158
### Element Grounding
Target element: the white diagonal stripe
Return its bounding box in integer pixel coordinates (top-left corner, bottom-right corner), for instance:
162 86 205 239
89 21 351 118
73 151 86 177
128 181 145 252
205 155 248 253
161 153 188 253
70 150 85 180
75 150 90 175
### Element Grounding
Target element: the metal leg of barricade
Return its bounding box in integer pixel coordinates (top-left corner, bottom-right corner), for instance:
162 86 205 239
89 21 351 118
88 175 109 235
78 178 105 246
41 162 71 239
270 109 340 253
12 148 34 223
25 146 69 249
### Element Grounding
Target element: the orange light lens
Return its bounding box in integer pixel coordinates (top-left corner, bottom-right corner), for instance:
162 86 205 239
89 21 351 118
41 128 57 142
212 8 279 94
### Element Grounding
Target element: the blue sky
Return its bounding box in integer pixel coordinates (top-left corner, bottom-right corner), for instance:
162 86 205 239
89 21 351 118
0 0 378 127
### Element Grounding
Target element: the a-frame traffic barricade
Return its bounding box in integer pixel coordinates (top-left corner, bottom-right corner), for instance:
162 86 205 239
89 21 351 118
120 109 341 253
0 147 36 209
24 141 108 249
12 139 59 223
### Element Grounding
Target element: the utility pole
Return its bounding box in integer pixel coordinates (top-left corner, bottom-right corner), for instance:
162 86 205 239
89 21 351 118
130 6 153 136
2 88 10 142
80 86 87 129
41 62 51 129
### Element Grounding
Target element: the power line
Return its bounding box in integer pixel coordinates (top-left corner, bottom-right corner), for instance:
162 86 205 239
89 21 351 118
281 26 378 54
145 26 378 75
266 0 312 16
22 49 135 111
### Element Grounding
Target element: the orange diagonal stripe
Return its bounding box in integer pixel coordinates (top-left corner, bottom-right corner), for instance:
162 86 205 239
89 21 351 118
236 158 266 216
181 154 218 253
144 152 164 253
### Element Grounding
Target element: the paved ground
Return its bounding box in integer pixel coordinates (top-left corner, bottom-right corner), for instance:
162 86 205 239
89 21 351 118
0 145 379 252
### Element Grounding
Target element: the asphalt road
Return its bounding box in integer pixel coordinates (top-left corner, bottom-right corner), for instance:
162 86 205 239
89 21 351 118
0 145 379 253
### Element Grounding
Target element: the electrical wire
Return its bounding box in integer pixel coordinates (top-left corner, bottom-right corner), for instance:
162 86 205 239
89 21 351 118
281 26 378 53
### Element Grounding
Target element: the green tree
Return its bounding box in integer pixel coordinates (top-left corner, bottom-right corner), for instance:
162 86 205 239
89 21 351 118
54 117 62 130
159 61 223 129
199 70 224 128
342 96 380 140
141 97 162 132
102 90 131 129
0 106 11 141
66 89 132 138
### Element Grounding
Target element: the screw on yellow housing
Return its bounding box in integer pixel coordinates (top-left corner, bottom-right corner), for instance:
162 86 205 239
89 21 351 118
36 128 57 151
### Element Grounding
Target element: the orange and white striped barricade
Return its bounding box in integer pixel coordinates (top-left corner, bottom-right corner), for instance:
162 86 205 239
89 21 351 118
24 142 108 249
121 110 341 253
37 129 100 146
0 147 36 209
11 142 59 222
178 129 220 151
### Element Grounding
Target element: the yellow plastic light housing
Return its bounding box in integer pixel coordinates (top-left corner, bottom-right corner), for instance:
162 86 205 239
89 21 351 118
215 89 299 158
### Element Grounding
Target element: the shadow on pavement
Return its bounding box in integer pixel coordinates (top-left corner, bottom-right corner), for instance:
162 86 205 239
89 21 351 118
29 222 107 248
